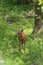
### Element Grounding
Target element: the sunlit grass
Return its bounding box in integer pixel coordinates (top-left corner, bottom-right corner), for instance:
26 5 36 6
0 4 43 65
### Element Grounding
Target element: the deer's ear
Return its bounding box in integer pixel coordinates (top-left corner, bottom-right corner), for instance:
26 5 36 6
20 29 23 32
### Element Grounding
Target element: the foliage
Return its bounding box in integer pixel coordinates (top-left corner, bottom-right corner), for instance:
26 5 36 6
0 0 43 65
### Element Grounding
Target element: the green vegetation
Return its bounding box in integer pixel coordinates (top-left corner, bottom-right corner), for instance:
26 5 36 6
0 0 43 65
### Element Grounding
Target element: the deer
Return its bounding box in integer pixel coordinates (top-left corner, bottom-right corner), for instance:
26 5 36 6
17 29 27 51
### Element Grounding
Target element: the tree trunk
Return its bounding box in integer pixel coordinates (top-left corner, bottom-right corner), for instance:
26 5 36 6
33 1 43 34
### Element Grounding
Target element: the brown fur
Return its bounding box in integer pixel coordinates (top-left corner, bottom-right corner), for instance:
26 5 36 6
17 30 27 51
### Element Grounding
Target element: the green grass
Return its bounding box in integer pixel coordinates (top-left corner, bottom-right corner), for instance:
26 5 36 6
0 5 43 65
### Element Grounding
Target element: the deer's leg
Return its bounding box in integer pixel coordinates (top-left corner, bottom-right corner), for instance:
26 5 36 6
22 43 24 50
18 42 21 51
20 41 23 51
24 43 25 51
